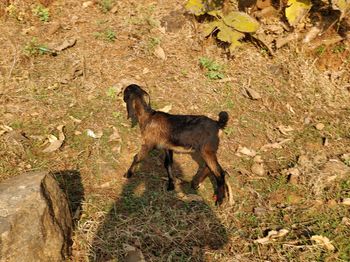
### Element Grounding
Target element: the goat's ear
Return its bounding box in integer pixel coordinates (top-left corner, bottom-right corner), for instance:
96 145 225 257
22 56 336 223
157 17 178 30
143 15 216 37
126 99 138 127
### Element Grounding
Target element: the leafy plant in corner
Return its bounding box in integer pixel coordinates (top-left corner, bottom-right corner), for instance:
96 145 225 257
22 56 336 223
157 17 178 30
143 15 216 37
185 0 260 52
186 0 350 53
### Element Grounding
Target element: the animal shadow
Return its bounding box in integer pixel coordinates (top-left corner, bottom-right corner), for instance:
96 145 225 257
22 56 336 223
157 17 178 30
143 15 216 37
89 151 228 261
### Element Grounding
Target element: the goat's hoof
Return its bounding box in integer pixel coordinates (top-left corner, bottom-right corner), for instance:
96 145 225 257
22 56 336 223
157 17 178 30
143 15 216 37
124 171 133 178
215 196 224 206
167 182 175 191
214 193 225 206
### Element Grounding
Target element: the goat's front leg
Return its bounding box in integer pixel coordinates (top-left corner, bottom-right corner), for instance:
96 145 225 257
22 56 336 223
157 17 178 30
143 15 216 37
125 144 152 178
164 149 175 191
191 165 211 190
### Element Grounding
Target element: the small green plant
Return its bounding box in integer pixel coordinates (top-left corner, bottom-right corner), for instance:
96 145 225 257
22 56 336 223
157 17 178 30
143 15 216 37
126 4 159 28
32 4 49 22
315 45 326 56
224 126 235 136
199 57 225 80
332 44 346 53
105 29 116 42
93 29 116 42
112 111 122 119
180 69 188 77
23 38 48 56
148 37 160 49
99 0 114 13
106 87 117 99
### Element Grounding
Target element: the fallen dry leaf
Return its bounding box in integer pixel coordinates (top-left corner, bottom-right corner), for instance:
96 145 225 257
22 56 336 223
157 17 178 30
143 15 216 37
97 182 111 188
315 123 325 130
109 127 121 142
342 198 350 206
253 155 263 163
303 26 321 43
69 115 82 123
86 129 103 139
0 125 13 136
260 138 291 151
82 1 94 8
236 145 257 157
42 125 65 153
342 217 350 226
254 229 289 244
153 45 166 60
277 125 294 135
53 38 77 52
311 235 335 251
244 87 262 100
251 163 265 176
29 135 45 141
286 103 295 114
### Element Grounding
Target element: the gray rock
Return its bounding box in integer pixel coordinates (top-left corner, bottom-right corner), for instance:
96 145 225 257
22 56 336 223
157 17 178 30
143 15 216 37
0 172 72 262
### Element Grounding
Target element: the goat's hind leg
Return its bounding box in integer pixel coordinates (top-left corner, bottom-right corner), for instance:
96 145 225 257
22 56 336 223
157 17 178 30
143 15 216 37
200 148 226 205
125 144 152 178
164 149 175 191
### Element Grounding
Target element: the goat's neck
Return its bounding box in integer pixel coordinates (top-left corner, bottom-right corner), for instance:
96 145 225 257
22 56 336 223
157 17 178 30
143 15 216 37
135 100 151 129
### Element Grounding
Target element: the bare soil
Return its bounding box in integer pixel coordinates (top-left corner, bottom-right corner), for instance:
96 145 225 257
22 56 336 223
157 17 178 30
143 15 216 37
1 1 350 261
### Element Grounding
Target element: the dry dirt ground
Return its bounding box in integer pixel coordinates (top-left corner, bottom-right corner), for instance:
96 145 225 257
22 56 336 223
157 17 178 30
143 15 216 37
1 1 350 261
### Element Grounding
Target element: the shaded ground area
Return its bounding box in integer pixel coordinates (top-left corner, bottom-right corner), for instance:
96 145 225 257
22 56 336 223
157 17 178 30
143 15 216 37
89 155 228 261
1 0 350 261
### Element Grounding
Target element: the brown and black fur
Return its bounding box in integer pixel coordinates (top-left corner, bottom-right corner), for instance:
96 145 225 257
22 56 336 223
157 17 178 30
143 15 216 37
123 84 229 205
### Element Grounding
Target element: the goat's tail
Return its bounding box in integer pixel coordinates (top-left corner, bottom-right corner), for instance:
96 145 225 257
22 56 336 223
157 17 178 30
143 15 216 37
217 111 229 129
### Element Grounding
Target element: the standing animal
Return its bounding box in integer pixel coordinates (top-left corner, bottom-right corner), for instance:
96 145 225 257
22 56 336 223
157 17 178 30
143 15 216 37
123 84 229 205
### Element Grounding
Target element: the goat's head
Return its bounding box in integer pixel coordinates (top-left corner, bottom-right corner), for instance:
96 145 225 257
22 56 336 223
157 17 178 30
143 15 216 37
123 84 151 127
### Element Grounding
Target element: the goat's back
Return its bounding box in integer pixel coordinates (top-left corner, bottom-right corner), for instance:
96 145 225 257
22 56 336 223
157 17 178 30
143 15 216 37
145 112 221 152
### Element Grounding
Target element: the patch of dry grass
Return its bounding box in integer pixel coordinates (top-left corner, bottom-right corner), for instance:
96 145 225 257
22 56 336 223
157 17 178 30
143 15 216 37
1 0 350 261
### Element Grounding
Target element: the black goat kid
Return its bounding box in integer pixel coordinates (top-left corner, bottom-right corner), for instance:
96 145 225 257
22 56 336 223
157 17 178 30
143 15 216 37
123 84 229 205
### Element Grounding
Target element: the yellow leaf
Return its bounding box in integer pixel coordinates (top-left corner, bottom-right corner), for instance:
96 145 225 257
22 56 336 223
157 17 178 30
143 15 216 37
203 21 221 36
332 0 350 10
229 37 243 52
185 0 206 16
222 11 260 33
285 0 312 26
216 23 245 43
207 9 223 18
311 235 335 251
